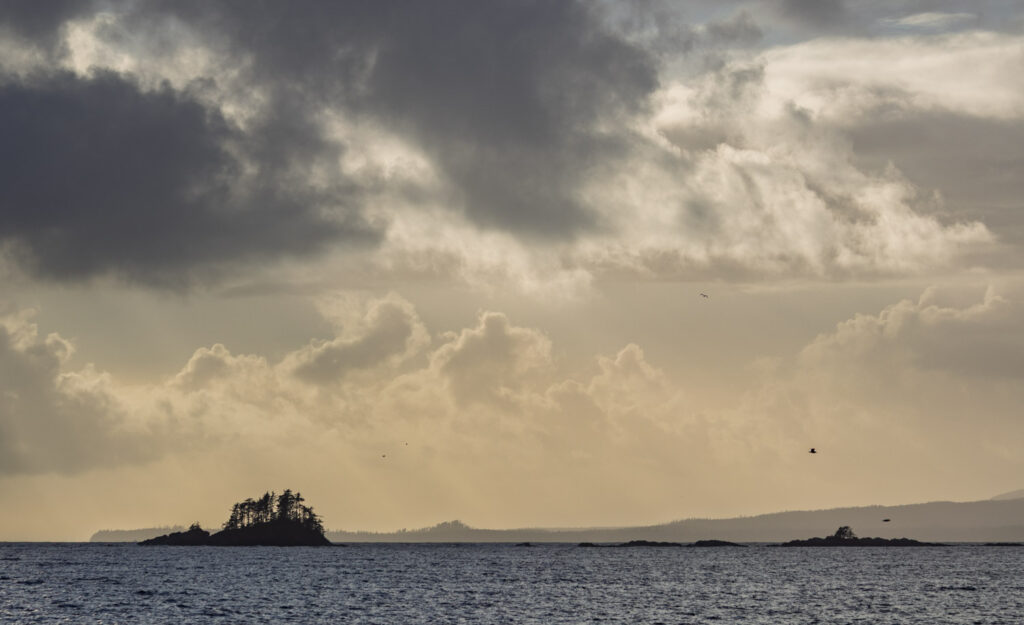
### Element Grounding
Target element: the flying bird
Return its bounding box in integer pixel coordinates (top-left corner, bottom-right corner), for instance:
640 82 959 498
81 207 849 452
882 518 891 522
700 293 709 298
809 448 817 454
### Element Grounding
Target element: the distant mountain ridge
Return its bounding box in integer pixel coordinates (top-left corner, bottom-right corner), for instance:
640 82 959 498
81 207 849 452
92 496 1024 543
327 498 1024 543
990 488 1024 501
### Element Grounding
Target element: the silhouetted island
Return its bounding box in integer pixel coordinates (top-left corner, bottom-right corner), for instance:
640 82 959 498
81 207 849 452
781 526 942 547
579 540 682 547
140 489 332 546
140 523 211 546
618 540 683 547
691 539 746 547
578 539 744 548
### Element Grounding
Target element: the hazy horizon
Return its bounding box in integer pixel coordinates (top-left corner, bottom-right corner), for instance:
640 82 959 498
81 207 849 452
87 491 1024 546
81 487 1024 543
3 1 1024 541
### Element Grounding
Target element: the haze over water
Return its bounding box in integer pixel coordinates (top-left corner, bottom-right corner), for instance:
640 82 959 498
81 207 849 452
3 543 1023 624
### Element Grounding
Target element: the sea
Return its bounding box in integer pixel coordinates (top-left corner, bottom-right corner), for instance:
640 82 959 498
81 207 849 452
1 542 1022 624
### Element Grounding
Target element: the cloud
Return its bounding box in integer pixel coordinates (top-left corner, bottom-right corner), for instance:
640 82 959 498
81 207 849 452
0 70 376 285
767 285 1024 453
121 0 660 239
588 25 1024 280
0 0 96 48
0 1 667 288
116 298 704 522
355 31 1003 289
760 32 1024 120
173 343 274 394
881 11 977 31
585 343 671 416
571 58 992 280
432 311 553 408
693 283 1024 507
288 294 428 385
0 308 157 474
775 0 852 30
5 287 1024 524
2 2 1018 292
159 298 691 461
799 286 1024 381
704 11 763 46
845 110 1024 250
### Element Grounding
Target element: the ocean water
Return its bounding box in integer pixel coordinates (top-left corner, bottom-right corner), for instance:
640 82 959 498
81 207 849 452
1 543 1022 624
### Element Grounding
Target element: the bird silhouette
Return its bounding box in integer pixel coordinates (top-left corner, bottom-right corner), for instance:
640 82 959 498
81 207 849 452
700 293 709 298
882 518 891 522
809 448 817 454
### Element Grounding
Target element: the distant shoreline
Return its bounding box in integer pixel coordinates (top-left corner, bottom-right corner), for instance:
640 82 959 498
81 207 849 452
89 496 1024 544
14 536 1024 547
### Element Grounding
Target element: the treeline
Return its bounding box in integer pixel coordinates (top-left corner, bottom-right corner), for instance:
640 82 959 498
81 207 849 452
222 489 323 534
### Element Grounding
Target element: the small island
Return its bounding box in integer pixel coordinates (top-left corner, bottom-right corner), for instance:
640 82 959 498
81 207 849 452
578 541 681 548
692 539 746 547
781 526 942 547
578 539 745 548
140 489 332 546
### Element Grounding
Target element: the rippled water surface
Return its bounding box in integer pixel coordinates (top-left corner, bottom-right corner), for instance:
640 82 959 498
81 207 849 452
2 542 1023 624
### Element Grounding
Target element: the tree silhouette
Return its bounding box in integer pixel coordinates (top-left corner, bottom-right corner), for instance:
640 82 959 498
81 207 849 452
257 492 273 524
219 489 324 535
833 526 856 540
277 489 294 521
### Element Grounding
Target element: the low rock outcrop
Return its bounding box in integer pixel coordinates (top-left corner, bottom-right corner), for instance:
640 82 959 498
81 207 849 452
781 526 942 547
691 540 745 547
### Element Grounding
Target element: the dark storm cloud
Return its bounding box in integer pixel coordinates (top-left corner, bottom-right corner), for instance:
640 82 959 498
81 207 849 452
0 0 96 47
776 0 849 28
0 71 374 285
772 0 872 36
705 11 763 46
0 1 665 285
135 0 660 237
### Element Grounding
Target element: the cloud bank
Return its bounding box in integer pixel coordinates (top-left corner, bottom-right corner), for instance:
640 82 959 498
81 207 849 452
0 1 1017 291
4 287 1023 527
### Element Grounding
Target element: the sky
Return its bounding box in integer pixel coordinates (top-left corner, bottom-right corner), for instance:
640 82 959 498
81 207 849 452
1 0 1023 541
